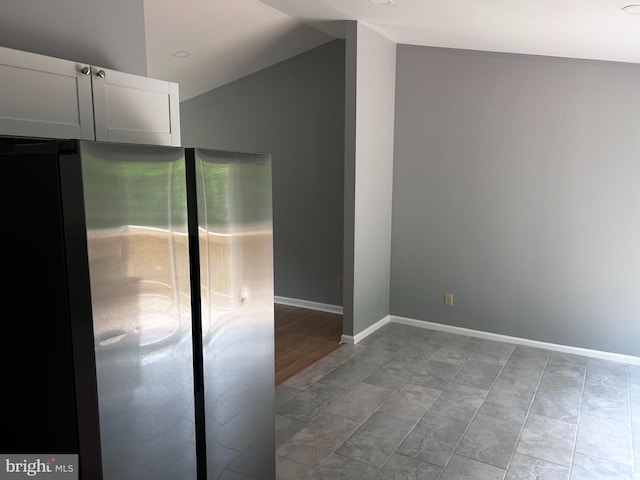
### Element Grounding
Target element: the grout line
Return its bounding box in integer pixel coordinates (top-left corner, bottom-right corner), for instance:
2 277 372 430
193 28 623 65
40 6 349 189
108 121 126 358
282 325 632 480
366 338 447 478
433 360 486 479
566 354 588 478
501 349 551 478
411 338 517 479
443 346 549 478
306 325 449 478
301 326 411 478
276 344 371 475
627 365 635 480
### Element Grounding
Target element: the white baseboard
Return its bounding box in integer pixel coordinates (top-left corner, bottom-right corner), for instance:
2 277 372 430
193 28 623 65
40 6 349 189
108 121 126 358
341 315 391 345
274 296 343 315
391 315 640 366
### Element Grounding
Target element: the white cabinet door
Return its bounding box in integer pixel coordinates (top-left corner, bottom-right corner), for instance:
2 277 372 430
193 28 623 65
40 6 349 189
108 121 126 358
91 67 181 146
0 46 95 140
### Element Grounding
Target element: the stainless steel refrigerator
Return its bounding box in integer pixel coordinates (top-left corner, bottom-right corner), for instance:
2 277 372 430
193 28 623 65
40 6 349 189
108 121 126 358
2 138 275 480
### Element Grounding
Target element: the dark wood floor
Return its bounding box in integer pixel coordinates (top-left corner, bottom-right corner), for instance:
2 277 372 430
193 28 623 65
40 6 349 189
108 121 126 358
274 303 343 386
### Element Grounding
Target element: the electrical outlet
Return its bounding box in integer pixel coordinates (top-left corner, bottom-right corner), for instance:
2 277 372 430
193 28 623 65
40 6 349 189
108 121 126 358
444 293 454 306
337 278 343 289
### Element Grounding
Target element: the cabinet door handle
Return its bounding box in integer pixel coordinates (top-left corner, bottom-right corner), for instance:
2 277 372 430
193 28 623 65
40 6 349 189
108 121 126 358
80 66 90 75
96 69 106 78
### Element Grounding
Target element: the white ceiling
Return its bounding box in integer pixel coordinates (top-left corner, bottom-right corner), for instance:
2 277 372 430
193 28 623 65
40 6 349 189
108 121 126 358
143 0 332 100
145 0 640 101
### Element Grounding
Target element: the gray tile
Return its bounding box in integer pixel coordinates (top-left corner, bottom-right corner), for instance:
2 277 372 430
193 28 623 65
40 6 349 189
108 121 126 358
479 379 534 423
391 325 438 346
355 338 404 366
456 413 522 468
632 416 640 443
396 411 468 467
431 342 477 364
277 413 360 469
470 340 516 366
570 452 633 480
277 382 348 423
539 361 585 389
451 361 503 390
277 324 638 480
548 351 588 367
530 382 582 423
309 453 378 480
428 383 488 422
276 415 306 448
283 361 340 391
276 385 300 407
377 383 441 421
439 454 505 480
359 324 420 348
391 344 439 373
498 363 545 393
586 359 629 391
516 414 577 467
575 413 633 466
505 453 569 480
426 329 461 342
276 455 314 480
410 360 462 390
509 345 550 368
581 383 630 422
219 471 255 480
363 360 415 390
336 412 415 468
361 323 410 345
326 382 394 422
319 357 380 389
478 401 528 425
419 331 459 349
358 326 408 350
374 453 441 480
357 328 387 346
630 385 640 423
319 344 366 367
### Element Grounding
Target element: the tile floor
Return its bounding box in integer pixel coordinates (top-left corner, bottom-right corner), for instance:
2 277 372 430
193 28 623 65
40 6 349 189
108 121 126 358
275 322 640 480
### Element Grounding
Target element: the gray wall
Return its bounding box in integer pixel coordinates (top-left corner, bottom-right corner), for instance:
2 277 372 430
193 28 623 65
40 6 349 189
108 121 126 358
0 0 147 75
391 45 640 356
180 40 345 307
343 22 396 336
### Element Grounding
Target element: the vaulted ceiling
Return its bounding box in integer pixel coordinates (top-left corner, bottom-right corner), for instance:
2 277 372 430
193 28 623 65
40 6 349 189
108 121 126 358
144 0 640 101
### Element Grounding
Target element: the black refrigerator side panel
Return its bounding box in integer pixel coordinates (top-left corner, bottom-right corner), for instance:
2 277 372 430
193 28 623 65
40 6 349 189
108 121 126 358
58 149 104 480
0 140 103 479
1 144 79 453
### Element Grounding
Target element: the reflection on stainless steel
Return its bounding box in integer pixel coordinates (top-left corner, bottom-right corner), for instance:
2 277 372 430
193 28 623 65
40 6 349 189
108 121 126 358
80 142 197 480
77 142 275 480
195 149 275 480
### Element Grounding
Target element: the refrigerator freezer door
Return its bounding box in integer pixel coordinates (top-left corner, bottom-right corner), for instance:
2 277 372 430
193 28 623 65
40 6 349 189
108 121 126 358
194 149 275 480
2 141 80 454
80 141 197 480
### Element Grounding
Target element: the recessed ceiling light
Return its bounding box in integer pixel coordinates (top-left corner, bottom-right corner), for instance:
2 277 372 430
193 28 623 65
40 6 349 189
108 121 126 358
173 50 191 58
622 4 640 13
369 0 394 4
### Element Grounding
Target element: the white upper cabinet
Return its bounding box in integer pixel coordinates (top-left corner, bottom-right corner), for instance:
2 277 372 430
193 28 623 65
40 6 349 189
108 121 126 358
0 46 95 140
91 66 181 146
0 46 181 146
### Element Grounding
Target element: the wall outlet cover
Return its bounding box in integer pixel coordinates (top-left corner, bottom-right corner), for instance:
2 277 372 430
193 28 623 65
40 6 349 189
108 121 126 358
444 293 454 306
